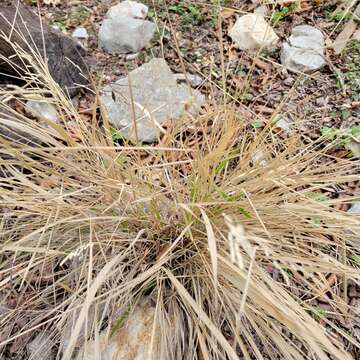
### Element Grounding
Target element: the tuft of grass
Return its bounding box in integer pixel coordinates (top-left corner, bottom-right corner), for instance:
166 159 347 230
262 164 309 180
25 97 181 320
0 16 360 360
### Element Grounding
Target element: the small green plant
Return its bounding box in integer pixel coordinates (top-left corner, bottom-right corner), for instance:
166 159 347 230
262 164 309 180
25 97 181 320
111 128 125 142
53 19 67 32
305 305 326 320
210 0 231 27
325 9 352 22
351 125 360 136
271 7 290 26
69 5 90 25
320 126 338 141
271 2 300 26
169 2 204 28
251 120 264 129
320 126 360 154
308 192 328 202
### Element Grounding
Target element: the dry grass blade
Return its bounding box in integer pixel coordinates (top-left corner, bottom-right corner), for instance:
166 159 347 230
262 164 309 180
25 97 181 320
200 208 218 289
164 268 239 360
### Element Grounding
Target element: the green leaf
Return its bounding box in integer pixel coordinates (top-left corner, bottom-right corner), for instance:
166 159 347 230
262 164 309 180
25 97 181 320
271 7 289 26
351 125 360 136
215 159 229 174
351 254 360 265
111 128 124 141
239 207 252 219
305 305 326 319
251 120 264 129
110 307 131 337
320 127 338 141
308 192 328 202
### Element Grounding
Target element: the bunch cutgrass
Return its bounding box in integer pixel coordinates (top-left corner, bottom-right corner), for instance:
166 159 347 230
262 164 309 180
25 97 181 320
0 13 360 360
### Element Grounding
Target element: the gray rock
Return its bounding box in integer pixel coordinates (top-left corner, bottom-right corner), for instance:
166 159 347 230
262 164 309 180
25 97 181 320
106 1 148 20
26 100 59 122
281 25 325 73
348 203 360 214
72 27 88 39
27 331 55 360
101 58 205 143
99 17 155 54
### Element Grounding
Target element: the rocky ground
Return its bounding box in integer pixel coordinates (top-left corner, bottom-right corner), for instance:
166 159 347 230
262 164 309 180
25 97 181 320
19 0 357 151
23 0 358 203
1 0 360 359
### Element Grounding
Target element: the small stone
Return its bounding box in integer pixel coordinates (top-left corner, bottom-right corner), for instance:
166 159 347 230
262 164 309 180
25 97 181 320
100 58 205 143
72 27 88 39
99 17 155 54
174 73 203 87
348 203 360 214
275 117 292 133
354 29 360 41
281 25 325 73
283 77 295 86
27 331 55 360
125 52 139 60
26 100 59 122
316 96 328 107
252 150 268 166
228 14 278 51
289 25 324 51
106 1 148 20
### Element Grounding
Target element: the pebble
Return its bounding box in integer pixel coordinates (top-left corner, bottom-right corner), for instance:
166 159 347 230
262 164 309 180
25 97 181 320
348 203 360 214
283 77 295 86
99 17 155 54
72 27 88 39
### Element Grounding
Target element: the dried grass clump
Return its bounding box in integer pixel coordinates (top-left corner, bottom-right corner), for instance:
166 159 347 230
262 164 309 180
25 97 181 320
1 28 360 360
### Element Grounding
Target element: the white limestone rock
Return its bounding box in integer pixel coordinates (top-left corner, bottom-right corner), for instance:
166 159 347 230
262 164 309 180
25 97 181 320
228 14 278 51
106 1 148 20
99 17 155 54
